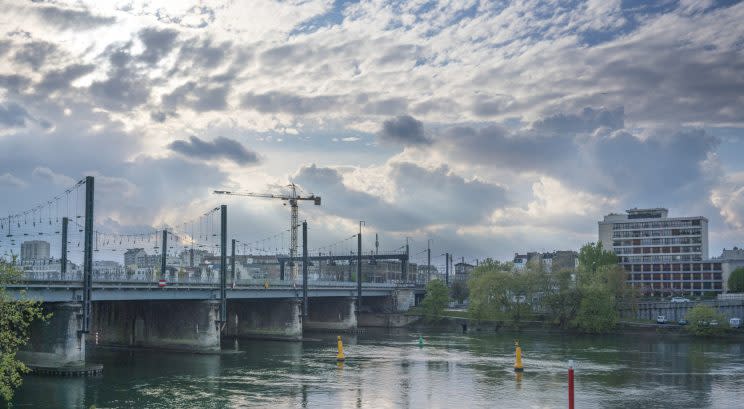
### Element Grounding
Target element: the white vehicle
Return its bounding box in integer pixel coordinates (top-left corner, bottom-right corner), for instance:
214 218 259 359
730 318 741 328
671 297 691 303
657 315 667 324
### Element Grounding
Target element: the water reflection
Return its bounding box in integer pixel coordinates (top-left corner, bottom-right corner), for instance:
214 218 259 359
14 331 744 408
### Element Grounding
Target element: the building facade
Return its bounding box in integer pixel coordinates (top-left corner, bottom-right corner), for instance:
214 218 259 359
454 262 475 281
21 240 50 262
716 247 744 292
598 208 722 296
513 251 578 273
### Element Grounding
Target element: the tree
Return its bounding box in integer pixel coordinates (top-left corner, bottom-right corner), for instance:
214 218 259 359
449 280 469 304
728 267 744 293
420 279 449 320
686 305 726 336
571 286 617 333
0 261 47 403
577 242 618 286
468 269 512 321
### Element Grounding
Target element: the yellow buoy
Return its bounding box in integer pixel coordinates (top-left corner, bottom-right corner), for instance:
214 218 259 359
514 340 524 372
336 335 345 362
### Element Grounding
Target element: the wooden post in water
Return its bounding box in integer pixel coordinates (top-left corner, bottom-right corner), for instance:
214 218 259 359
568 360 575 409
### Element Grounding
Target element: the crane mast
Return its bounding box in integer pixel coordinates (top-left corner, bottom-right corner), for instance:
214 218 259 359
213 184 320 283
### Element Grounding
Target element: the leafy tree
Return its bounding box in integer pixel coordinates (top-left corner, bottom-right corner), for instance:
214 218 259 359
728 267 744 293
420 279 449 320
468 269 512 321
577 242 618 286
449 280 469 304
686 305 727 336
571 286 617 333
0 261 47 403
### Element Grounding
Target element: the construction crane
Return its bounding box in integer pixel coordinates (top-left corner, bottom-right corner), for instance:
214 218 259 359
213 184 321 281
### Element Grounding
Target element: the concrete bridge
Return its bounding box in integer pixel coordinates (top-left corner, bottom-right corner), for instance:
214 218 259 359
9 277 424 370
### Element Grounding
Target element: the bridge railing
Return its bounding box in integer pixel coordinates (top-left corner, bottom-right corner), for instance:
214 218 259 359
14 270 421 289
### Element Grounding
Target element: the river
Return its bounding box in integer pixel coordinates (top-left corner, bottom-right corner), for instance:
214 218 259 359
13 329 744 408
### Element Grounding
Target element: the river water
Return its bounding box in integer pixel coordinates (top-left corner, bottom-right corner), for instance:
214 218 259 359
14 329 744 408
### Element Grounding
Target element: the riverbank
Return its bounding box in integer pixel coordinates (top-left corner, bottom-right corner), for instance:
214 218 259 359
404 313 744 340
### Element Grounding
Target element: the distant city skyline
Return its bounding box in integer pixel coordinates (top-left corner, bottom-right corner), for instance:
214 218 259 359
1 1 743 262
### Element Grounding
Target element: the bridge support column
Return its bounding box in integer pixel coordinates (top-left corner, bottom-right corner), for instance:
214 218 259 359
91 300 221 352
19 302 85 367
225 299 302 341
303 297 357 331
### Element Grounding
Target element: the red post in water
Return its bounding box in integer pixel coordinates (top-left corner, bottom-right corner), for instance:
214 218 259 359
568 360 575 409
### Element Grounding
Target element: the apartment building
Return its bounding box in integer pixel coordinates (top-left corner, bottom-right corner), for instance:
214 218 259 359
598 208 722 296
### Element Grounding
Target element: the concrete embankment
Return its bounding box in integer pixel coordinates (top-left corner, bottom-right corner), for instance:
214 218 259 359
404 315 744 339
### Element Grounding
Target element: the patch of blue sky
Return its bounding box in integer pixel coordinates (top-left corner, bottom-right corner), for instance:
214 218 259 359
289 0 356 36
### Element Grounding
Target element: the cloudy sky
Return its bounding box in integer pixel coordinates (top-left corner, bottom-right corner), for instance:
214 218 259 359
1 0 743 264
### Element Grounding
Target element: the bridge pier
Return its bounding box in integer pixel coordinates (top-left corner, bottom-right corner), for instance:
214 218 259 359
303 297 357 331
91 300 221 353
225 299 302 341
19 302 86 367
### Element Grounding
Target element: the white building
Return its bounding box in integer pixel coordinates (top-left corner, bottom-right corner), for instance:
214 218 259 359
598 207 722 295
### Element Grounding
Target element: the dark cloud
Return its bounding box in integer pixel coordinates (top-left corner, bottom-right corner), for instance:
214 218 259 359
591 129 719 203
0 75 30 93
168 136 260 165
436 124 576 173
13 41 56 69
390 162 510 225
378 115 430 146
35 6 115 30
150 110 177 123
533 106 624 134
138 28 178 64
178 38 231 69
89 44 150 111
37 64 95 93
241 91 341 115
162 81 229 112
0 102 31 127
293 164 422 231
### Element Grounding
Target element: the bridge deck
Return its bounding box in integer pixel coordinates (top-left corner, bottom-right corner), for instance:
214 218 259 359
5 280 425 302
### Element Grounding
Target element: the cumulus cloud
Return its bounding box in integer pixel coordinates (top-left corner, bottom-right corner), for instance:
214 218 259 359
138 27 179 64
34 5 115 30
13 41 56 69
378 115 430 146
37 64 95 93
162 81 229 112
168 136 260 165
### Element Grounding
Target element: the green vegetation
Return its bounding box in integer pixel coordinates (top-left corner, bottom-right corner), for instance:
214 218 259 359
449 280 469 304
686 305 726 336
0 261 47 403
728 267 744 293
466 243 628 333
419 279 449 321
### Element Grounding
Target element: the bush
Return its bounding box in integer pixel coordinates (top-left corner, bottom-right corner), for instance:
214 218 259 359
686 305 727 336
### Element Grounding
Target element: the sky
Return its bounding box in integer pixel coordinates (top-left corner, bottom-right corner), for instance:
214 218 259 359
0 0 743 266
